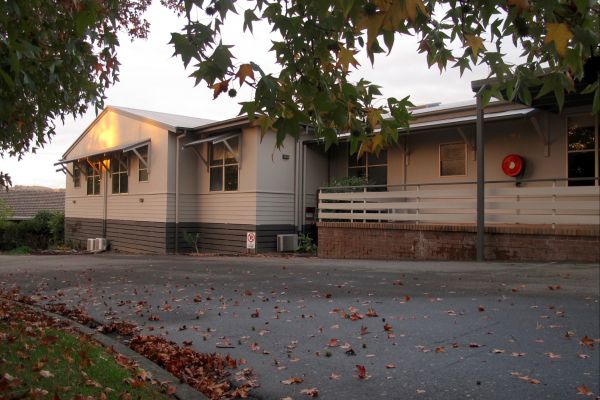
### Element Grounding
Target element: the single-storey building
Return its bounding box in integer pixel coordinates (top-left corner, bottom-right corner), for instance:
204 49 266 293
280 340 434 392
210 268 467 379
57 82 599 261
0 186 65 221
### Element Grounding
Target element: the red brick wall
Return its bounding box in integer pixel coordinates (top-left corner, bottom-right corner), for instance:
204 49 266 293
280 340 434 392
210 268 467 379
317 222 600 263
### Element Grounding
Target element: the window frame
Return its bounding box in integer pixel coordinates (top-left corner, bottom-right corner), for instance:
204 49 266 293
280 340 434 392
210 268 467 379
111 153 129 194
86 161 101 196
566 114 599 187
137 145 149 182
209 137 240 192
439 141 467 177
73 165 81 188
347 149 388 185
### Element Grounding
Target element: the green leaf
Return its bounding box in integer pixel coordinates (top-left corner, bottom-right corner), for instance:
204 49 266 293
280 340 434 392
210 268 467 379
243 9 259 33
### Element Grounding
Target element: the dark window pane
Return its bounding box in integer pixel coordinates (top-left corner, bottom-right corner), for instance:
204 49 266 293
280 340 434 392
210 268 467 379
440 143 466 176
94 176 100 195
368 166 387 185
87 178 93 195
348 167 366 179
139 169 148 182
568 152 595 186
224 165 238 191
120 174 128 193
568 125 595 151
210 167 223 191
348 153 365 168
112 175 119 194
368 150 387 165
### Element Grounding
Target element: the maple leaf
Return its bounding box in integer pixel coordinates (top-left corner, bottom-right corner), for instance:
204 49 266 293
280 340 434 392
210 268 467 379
544 23 573 57
366 308 378 317
402 0 429 22
580 335 594 348
464 35 485 60
328 338 339 347
356 364 367 379
235 64 254 86
576 384 593 396
337 46 360 72
435 346 445 353
357 12 385 52
383 323 393 332
211 79 230 99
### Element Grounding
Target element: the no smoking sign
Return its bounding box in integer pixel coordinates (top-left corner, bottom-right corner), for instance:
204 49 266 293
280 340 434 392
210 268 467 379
246 232 256 249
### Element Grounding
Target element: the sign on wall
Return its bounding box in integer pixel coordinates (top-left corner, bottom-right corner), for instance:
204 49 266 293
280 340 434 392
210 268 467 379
246 232 256 250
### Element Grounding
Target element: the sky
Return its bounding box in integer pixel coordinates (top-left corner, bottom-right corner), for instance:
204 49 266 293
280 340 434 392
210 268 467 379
0 2 494 189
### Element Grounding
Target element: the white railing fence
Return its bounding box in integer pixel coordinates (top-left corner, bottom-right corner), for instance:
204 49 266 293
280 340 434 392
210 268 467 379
318 179 600 226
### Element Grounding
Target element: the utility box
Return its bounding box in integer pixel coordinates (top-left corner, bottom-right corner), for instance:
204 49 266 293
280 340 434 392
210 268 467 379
95 238 108 251
277 234 298 252
86 238 96 252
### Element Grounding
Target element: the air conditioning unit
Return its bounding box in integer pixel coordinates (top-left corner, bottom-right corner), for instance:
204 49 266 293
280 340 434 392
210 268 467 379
277 234 298 252
87 238 97 252
95 238 108 251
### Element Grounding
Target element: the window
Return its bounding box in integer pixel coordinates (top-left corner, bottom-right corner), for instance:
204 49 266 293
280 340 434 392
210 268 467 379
568 115 599 186
73 165 81 188
112 154 128 194
138 146 149 182
440 142 466 176
86 162 101 195
209 137 239 191
348 150 387 185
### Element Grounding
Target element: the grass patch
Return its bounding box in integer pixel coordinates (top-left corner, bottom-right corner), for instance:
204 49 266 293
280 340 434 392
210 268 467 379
0 306 172 399
6 245 32 255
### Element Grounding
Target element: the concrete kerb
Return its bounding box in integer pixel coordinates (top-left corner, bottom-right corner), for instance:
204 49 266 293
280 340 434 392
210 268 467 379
13 300 207 400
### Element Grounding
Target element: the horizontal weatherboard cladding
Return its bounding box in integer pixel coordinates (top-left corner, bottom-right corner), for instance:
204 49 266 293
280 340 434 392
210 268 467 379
65 217 295 254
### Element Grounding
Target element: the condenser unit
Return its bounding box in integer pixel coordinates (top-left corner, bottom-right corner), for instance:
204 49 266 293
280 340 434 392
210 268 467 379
277 234 298 252
95 238 108 251
87 238 97 252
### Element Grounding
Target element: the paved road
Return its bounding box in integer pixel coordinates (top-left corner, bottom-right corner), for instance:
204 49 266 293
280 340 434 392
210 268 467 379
0 254 598 399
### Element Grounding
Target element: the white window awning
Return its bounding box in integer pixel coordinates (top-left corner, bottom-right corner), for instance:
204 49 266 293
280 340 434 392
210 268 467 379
183 132 241 167
54 138 151 176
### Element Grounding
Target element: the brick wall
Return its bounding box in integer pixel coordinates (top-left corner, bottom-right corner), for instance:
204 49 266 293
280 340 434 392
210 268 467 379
317 222 600 263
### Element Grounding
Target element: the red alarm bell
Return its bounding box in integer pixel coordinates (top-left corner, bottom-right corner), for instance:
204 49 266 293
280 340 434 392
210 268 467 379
502 154 524 177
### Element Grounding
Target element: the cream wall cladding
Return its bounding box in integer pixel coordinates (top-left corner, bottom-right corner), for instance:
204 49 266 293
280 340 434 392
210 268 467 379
64 108 172 223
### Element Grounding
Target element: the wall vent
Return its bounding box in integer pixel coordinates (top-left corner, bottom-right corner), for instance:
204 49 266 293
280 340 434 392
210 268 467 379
277 234 298 252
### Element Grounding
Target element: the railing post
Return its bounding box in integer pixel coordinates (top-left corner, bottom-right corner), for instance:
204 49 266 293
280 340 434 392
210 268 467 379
363 187 367 223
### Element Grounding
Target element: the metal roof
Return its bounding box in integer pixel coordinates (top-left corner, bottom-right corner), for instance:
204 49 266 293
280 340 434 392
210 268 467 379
0 188 65 220
110 106 215 130
305 107 538 144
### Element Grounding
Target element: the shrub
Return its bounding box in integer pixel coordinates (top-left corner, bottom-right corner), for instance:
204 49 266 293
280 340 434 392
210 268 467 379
48 212 65 246
0 210 64 251
297 233 317 254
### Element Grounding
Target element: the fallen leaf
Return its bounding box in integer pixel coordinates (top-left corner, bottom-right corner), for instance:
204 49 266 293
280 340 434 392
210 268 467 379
281 377 304 385
385 364 396 369
39 370 54 378
576 384 593 396
492 349 505 354
328 339 339 347
356 365 368 380
300 387 319 397
544 352 561 359
366 308 378 317
580 336 594 349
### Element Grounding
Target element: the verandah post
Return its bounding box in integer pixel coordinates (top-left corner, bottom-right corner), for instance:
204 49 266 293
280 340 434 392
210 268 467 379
476 94 485 261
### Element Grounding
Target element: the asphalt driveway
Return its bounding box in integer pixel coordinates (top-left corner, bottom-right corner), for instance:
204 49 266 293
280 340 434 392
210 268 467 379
0 254 598 399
